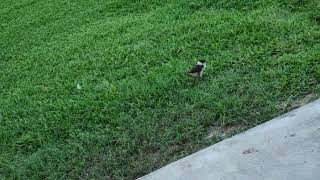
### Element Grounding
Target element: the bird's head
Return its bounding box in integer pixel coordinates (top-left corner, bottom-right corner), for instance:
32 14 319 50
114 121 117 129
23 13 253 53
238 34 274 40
197 60 207 65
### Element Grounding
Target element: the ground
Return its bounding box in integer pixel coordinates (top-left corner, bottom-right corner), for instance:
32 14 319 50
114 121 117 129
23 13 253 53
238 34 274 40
0 0 320 179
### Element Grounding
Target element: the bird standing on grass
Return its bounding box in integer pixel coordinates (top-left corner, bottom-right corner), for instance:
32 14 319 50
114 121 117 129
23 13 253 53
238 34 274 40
188 60 207 77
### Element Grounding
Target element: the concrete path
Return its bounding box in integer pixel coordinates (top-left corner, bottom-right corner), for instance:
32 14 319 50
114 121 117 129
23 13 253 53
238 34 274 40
139 99 320 180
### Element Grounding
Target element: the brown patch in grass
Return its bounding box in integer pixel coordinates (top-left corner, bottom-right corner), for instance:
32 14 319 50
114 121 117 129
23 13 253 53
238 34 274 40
206 124 248 140
277 93 318 111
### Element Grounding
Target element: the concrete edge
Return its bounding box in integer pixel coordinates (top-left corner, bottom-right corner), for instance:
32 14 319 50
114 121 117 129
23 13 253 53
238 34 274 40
138 98 320 180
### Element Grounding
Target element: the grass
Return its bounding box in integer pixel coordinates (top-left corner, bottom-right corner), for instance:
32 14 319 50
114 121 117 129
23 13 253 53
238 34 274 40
1 0 320 179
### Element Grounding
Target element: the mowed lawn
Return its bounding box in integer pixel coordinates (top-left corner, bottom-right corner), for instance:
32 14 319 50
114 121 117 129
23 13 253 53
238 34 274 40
1 0 320 179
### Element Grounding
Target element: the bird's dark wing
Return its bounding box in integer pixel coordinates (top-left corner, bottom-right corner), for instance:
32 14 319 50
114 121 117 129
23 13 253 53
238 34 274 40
189 64 203 73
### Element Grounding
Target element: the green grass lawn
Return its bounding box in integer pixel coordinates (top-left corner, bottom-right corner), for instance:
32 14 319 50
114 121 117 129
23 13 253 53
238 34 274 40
1 0 320 179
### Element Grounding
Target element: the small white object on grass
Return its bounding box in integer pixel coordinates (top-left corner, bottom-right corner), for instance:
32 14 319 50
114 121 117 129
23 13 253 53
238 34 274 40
76 83 82 90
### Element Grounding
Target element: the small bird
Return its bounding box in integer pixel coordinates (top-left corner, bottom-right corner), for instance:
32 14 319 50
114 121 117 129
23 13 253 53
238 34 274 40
188 60 207 77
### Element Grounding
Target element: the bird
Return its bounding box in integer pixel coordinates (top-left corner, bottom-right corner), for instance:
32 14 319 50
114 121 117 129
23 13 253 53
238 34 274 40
187 60 207 77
